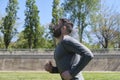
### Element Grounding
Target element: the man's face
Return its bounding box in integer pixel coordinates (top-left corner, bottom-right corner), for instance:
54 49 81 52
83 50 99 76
53 21 63 38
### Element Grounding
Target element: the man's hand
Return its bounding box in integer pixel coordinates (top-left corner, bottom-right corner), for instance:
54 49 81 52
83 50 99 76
44 61 53 73
61 70 72 80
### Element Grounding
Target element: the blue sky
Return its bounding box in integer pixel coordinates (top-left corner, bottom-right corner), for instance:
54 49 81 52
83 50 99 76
0 0 53 32
0 0 120 32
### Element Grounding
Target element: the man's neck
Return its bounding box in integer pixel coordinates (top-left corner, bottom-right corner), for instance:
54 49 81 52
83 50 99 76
56 35 62 44
56 34 68 44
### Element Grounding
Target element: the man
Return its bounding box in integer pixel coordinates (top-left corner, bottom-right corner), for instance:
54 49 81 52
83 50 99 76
44 18 94 80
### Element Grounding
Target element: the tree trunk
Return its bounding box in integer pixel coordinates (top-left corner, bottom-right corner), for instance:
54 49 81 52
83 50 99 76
104 38 108 48
118 42 120 48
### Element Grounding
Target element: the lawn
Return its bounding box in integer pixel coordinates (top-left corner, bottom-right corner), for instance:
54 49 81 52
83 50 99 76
0 71 119 80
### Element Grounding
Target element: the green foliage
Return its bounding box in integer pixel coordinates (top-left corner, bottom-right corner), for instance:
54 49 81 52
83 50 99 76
0 15 4 48
49 0 61 47
1 0 19 49
52 0 60 24
23 0 43 49
14 31 28 48
0 36 4 48
1 0 119 49
91 7 120 49
62 0 100 42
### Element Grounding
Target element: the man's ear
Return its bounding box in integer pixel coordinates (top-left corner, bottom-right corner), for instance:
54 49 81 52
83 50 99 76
63 26 66 30
61 26 67 34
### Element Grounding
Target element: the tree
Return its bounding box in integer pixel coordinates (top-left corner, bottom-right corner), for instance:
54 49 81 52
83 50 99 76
0 36 4 48
114 13 120 48
62 0 100 42
49 0 62 47
52 0 60 25
15 29 54 49
0 14 4 48
91 7 119 48
24 0 43 49
14 31 28 48
1 0 18 49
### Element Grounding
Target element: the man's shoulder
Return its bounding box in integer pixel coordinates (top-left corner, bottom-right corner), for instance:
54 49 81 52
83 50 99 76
62 35 79 44
63 35 74 40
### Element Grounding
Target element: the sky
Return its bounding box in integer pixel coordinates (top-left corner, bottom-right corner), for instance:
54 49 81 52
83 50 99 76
0 0 53 32
0 0 120 33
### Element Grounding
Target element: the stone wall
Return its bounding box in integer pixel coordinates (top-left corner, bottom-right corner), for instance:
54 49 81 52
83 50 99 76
0 50 120 71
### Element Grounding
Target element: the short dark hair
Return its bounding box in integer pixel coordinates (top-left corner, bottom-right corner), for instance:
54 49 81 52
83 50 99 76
59 18 73 33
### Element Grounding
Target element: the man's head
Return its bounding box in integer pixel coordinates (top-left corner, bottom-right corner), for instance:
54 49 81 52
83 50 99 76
52 18 73 38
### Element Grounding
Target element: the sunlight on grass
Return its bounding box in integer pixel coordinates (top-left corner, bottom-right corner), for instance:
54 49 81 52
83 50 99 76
0 71 119 80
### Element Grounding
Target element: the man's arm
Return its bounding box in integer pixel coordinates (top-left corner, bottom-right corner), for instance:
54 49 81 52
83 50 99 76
44 61 59 73
61 40 94 77
51 67 59 73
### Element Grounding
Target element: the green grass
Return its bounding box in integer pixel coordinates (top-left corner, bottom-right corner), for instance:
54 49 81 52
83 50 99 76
0 71 119 80
83 72 120 80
